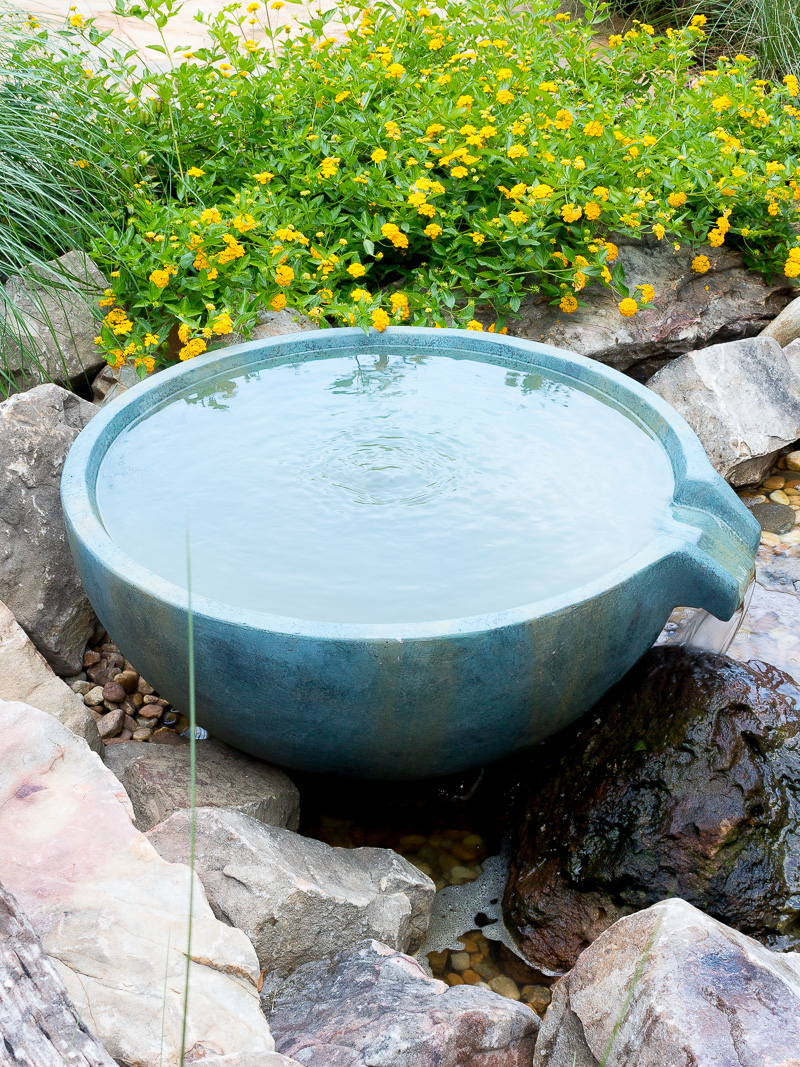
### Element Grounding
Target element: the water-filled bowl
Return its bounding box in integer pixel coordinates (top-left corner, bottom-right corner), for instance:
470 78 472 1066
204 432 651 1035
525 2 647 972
62 327 759 778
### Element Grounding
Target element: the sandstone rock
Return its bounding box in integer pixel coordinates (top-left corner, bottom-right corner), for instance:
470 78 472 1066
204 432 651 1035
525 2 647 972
148 808 435 977
2 251 108 392
0 600 102 754
761 291 800 348
91 361 142 406
504 647 800 976
647 336 800 485
251 307 317 339
0 384 98 674
533 898 800 1067
509 238 791 379
264 939 539 1066
784 336 800 378
0 698 279 1067
104 737 300 832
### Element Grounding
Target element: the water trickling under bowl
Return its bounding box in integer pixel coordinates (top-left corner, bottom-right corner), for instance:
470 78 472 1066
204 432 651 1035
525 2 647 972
96 347 675 624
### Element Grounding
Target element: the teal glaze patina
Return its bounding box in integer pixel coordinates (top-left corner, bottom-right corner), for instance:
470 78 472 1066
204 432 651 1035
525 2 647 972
61 327 759 779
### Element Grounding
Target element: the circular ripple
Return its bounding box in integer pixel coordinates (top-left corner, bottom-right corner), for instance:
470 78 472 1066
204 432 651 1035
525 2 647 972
303 423 462 506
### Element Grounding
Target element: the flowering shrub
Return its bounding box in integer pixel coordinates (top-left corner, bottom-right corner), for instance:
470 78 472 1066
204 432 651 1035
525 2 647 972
6 0 800 370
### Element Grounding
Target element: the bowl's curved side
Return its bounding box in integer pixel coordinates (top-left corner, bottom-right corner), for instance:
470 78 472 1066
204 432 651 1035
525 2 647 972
67 514 688 778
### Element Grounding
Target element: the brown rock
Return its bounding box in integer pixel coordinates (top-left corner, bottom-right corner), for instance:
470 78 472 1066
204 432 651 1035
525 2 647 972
505 647 800 975
136 677 155 696
96 708 125 739
149 728 187 746
83 650 101 668
138 703 163 719
114 670 139 693
102 682 126 704
532 899 800 1067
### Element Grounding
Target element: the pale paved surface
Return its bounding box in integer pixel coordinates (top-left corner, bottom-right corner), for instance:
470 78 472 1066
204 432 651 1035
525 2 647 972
5 0 340 63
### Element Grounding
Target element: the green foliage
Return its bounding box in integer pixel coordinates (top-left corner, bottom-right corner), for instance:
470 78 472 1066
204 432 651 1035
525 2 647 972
2 0 800 372
0 13 132 393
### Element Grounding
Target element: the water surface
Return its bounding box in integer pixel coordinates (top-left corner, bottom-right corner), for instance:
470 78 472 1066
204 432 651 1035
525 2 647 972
96 348 675 623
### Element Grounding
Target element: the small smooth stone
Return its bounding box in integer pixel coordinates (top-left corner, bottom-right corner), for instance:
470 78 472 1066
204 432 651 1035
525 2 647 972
149 728 188 746
427 950 448 972
521 984 552 1014
118 728 134 740
64 672 88 685
762 532 782 547
742 495 768 506
115 669 140 693
103 681 127 704
459 937 479 954
474 959 501 981
136 677 155 696
445 973 464 986
450 952 470 972
398 834 428 850
97 708 125 739
489 976 521 1000
460 970 483 986
769 490 791 505
139 704 163 720
83 650 101 667
782 529 800 545
103 701 122 713
123 714 137 733
131 693 144 708
132 728 152 742
785 451 800 471
462 834 483 848
750 502 797 535
70 680 93 696
450 865 476 881
763 475 786 490
84 686 105 707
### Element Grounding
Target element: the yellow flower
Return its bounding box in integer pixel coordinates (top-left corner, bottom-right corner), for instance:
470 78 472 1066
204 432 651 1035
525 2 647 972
179 338 207 361
784 75 799 97
785 259 800 278
390 292 410 320
417 203 436 217
554 109 573 130
385 63 405 78
187 166 205 177
604 241 619 261
470 232 485 244
507 144 528 159
200 207 222 224
234 213 257 233
608 33 622 47
178 322 191 344
371 148 388 163
507 210 529 225
372 308 391 332
212 312 234 335
451 165 469 178
275 265 295 286
429 35 444 50
424 223 442 238
692 254 711 274
691 14 707 26
653 223 666 239
347 263 367 277
207 268 218 280
711 95 732 112
142 357 155 374
269 293 287 311
618 298 638 317
583 120 604 137
496 89 514 105
69 13 85 27
707 228 725 247
539 81 557 92
584 202 601 220
335 91 350 103
667 191 687 208
601 266 612 283
561 204 582 223
466 319 484 331
149 269 170 289
638 284 655 303
351 288 373 303
532 183 554 199
560 293 578 313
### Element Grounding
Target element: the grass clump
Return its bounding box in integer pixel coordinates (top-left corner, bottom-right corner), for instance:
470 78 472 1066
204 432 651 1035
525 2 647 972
2 0 800 374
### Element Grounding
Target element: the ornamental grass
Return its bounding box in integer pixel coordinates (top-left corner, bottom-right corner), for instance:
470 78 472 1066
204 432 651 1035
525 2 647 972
3 0 800 372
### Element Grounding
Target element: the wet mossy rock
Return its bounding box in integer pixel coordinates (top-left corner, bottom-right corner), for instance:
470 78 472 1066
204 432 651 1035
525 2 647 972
503 647 800 976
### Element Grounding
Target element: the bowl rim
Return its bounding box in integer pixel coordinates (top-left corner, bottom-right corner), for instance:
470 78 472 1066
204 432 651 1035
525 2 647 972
62 325 744 640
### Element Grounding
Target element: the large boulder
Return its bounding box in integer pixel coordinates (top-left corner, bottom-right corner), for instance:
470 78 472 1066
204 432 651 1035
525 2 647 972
264 938 540 1066
510 238 792 379
0 698 284 1067
148 807 435 977
0 599 101 754
647 336 800 485
533 898 800 1067
2 251 107 392
760 291 800 348
0 384 98 674
104 737 300 832
504 647 800 976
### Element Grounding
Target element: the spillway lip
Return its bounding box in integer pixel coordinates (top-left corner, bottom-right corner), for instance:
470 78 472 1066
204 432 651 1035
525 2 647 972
62 326 758 640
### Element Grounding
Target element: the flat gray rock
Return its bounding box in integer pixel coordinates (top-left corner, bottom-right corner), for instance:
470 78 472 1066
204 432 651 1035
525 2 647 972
533 899 800 1066
147 807 435 976
0 600 101 754
511 238 792 379
749 501 796 534
2 251 107 391
761 292 800 348
0 384 98 674
264 938 539 1066
647 336 800 485
104 737 300 832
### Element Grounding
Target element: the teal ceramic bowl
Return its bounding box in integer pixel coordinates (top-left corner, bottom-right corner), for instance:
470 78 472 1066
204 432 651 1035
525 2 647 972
61 328 758 778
